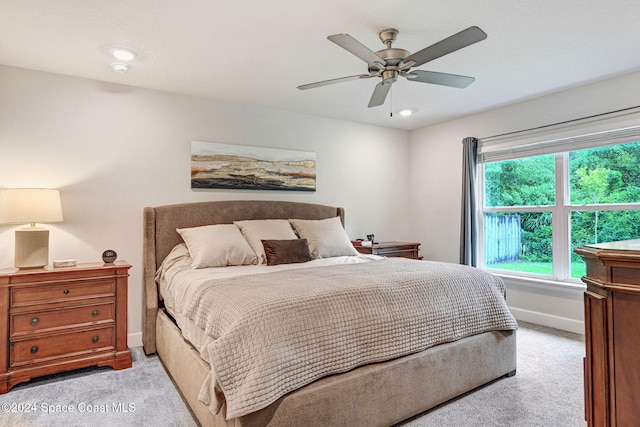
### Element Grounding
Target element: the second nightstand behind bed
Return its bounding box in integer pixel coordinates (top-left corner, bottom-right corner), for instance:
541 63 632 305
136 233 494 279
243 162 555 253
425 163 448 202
353 241 421 259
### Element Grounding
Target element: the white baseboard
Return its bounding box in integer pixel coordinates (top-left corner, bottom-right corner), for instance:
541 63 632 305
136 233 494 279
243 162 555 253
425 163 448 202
127 331 143 348
508 306 584 335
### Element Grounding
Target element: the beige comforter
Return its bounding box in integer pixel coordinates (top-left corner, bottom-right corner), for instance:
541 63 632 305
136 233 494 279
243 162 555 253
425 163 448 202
182 257 517 419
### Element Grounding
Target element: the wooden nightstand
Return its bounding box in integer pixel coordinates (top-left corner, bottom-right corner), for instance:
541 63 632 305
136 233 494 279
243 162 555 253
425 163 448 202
0 261 132 393
353 241 421 259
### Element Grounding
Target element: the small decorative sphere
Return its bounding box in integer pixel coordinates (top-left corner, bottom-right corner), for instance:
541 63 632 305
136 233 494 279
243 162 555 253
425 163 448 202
102 249 117 263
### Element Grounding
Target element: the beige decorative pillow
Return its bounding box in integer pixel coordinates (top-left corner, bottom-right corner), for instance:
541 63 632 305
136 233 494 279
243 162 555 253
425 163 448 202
177 224 258 268
261 239 312 266
289 216 359 259
234 219 298 264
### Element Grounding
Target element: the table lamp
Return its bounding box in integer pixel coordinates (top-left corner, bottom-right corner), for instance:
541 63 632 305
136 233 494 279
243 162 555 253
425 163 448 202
0 188 63 269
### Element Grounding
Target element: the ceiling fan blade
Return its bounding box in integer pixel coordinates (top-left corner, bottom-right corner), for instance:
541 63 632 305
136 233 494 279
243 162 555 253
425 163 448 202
328 33 385 66
405 70 475 88
297 74 373 90
368 81 392 107
404 26 487 67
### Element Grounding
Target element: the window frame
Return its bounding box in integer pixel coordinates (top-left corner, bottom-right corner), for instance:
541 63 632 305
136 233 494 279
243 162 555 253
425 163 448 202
478 148 640 284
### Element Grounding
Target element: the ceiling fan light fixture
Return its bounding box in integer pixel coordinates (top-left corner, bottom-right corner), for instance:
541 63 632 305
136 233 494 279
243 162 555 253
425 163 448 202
382 69 398 84
399 109 413 117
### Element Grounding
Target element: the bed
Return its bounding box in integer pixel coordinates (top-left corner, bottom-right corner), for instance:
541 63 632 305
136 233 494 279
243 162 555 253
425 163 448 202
142 200 517 427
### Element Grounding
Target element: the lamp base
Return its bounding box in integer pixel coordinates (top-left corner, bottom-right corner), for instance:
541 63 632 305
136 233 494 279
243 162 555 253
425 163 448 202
15 227 49 269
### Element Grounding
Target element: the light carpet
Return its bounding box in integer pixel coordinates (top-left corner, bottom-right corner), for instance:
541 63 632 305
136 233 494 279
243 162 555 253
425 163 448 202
398 322 585 427
0 322 584 426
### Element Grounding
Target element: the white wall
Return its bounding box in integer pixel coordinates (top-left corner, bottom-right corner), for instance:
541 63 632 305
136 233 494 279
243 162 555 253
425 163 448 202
5 63 638 340
409 70 640 334
0 65 411 346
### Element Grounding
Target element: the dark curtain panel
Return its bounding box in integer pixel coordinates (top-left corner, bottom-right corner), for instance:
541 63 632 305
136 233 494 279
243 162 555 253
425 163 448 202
460 137 478 266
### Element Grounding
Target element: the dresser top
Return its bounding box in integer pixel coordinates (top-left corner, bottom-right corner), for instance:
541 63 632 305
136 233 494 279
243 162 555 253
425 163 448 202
0 261 131 278
576 239 640 265
585 239 640 252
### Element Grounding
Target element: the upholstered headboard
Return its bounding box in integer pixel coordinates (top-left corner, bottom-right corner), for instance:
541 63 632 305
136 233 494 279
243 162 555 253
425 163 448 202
142 200 345 354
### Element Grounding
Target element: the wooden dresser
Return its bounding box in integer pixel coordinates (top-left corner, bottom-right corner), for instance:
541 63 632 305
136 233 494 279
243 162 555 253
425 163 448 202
353 241 421 259
575 240 640 427
0 261 132 393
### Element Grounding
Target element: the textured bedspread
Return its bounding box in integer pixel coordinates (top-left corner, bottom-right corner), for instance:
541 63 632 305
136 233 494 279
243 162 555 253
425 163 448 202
183 257 517 419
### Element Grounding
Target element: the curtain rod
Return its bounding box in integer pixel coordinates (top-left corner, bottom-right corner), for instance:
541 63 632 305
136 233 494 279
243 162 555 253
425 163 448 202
480 105 640 141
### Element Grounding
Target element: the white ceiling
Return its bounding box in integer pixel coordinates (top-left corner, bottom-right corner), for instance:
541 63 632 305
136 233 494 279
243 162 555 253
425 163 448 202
2 0 640 131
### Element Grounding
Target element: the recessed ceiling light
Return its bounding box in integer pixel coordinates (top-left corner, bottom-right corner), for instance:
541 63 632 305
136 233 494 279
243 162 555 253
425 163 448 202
110 47 137 62
111 62 131 74
399 109 413 117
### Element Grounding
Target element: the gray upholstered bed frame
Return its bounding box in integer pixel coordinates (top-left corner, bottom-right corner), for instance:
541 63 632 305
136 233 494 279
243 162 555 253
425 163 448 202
143 200 516 427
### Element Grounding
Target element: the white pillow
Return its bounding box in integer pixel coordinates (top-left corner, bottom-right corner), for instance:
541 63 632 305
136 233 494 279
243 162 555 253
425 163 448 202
234 219 298 264
176 224 258 268
289 216 359 259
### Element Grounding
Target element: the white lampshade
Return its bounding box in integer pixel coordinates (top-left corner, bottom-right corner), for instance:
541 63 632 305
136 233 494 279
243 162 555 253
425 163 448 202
0 188 63 269
0 188 63 224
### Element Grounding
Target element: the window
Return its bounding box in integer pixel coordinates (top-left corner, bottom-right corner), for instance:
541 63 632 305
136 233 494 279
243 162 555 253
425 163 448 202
480 140 640 282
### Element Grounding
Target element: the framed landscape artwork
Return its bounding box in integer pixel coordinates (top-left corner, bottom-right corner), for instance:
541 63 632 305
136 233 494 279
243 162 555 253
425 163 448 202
190 141 316 191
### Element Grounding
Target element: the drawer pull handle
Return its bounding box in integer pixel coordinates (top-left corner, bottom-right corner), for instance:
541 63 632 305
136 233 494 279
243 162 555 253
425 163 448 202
92 336 99 343
30 346 38 354
63 289 70 295
30 317 39 326
92 310 99 317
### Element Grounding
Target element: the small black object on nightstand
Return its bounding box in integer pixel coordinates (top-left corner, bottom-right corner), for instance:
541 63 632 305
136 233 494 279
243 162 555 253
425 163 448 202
102 249 117 263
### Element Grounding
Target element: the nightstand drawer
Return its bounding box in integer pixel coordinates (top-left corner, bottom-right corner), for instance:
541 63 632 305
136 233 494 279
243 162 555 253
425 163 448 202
11 280 115 308
11 302 115 336
354 241 421 259
375 247 414 257
11 327 115 367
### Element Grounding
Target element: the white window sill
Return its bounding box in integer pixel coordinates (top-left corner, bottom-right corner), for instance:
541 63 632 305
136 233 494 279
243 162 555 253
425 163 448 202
491 271 586 292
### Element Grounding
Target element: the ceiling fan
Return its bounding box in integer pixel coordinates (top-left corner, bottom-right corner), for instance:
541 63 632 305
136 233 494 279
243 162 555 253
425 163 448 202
297 26 487 108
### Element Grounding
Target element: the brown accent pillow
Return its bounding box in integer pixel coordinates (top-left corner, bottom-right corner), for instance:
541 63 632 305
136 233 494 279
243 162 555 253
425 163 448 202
261 239 312 266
